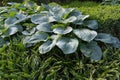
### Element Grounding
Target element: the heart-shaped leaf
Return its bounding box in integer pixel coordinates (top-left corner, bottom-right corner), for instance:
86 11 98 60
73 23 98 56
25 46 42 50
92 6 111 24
95 33 120 48
31 14 49 24
29 31 49 43
73 29 97 42
85 20 98 29
5 17 17 27
39 40 56 54
53 26 73 34
36 22 52 32
63 16 77 23
80 41 102 61
56 37 79 54
2 25 23 37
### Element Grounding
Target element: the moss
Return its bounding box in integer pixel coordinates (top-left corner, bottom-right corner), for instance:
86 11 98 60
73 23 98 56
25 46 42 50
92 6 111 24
62 1 120 38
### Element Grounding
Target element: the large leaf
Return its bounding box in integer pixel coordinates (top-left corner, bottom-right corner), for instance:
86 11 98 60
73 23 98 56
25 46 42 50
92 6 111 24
39 40 56 54
85 20 98 29
73 29 97 42
2 25 23 37
56 37 79 54
5 17 17 27
95 33 120 48
36 22 52 32
53 26 73 34
80 41 102 61
28 31 49 43
63 16 77 23
31 14 49 24
16 13 27 20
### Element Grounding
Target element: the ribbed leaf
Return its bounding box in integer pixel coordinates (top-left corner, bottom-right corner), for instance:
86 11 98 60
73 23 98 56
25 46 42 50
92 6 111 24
85 20 98 29
53 26 73 34
95 33 120 48
56 37 79 54
73 29 97 42
31 14 49 24
5 17 17 27
36 22 52 32
63 16 77 23
39 40 56 54
2 25 23 37
80 41 102 61
22 28 36 36
29 31 48 43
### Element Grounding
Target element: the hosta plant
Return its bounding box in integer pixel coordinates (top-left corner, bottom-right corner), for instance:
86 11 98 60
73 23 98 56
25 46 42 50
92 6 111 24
0 1 120 61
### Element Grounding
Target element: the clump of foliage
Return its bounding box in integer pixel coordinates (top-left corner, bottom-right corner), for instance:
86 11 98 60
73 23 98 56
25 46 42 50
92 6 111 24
0 1 120 61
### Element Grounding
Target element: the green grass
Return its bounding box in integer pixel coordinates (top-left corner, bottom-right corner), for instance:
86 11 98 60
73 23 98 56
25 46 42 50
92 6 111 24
0 36 120 80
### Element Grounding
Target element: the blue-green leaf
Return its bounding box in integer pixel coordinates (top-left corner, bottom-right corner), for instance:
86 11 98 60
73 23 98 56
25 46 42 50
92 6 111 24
56 37 79 54
22 28 36 36
73 29 97 42
39 40 56 54
5 17 17 27
29 31 48 43
63 16 77 23
31 14 49 24
80 41 102 61
36 22 52 32
85 20 98 29
53 26 73 34
2 25 23 37
95 33 120 48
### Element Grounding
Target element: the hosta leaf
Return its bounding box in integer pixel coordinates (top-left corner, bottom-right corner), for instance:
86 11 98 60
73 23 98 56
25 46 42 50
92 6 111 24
16 13 27 20
5 17 17 27
73 29 97 42
95 33 120 48
56 37 79 54
77 15 89 21
63 16 77 23
95 33 114 43
53 26 73 34
39 40 56 54
85 20 98 29
80 41 102 61
36 22 52 32
31 14 49 24
2 25 23 37
22 28 36 36
29 31 49 43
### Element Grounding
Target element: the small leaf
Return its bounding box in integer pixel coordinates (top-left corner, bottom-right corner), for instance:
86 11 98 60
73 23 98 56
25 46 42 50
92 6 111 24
31 14 49 24
29 31 49 43
39 40 56 54
22 28 36 36
73 29 97 42
36 22 52 32
85 20 98 29
80 41 102 61
53 26 73 34
56 37 79 54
